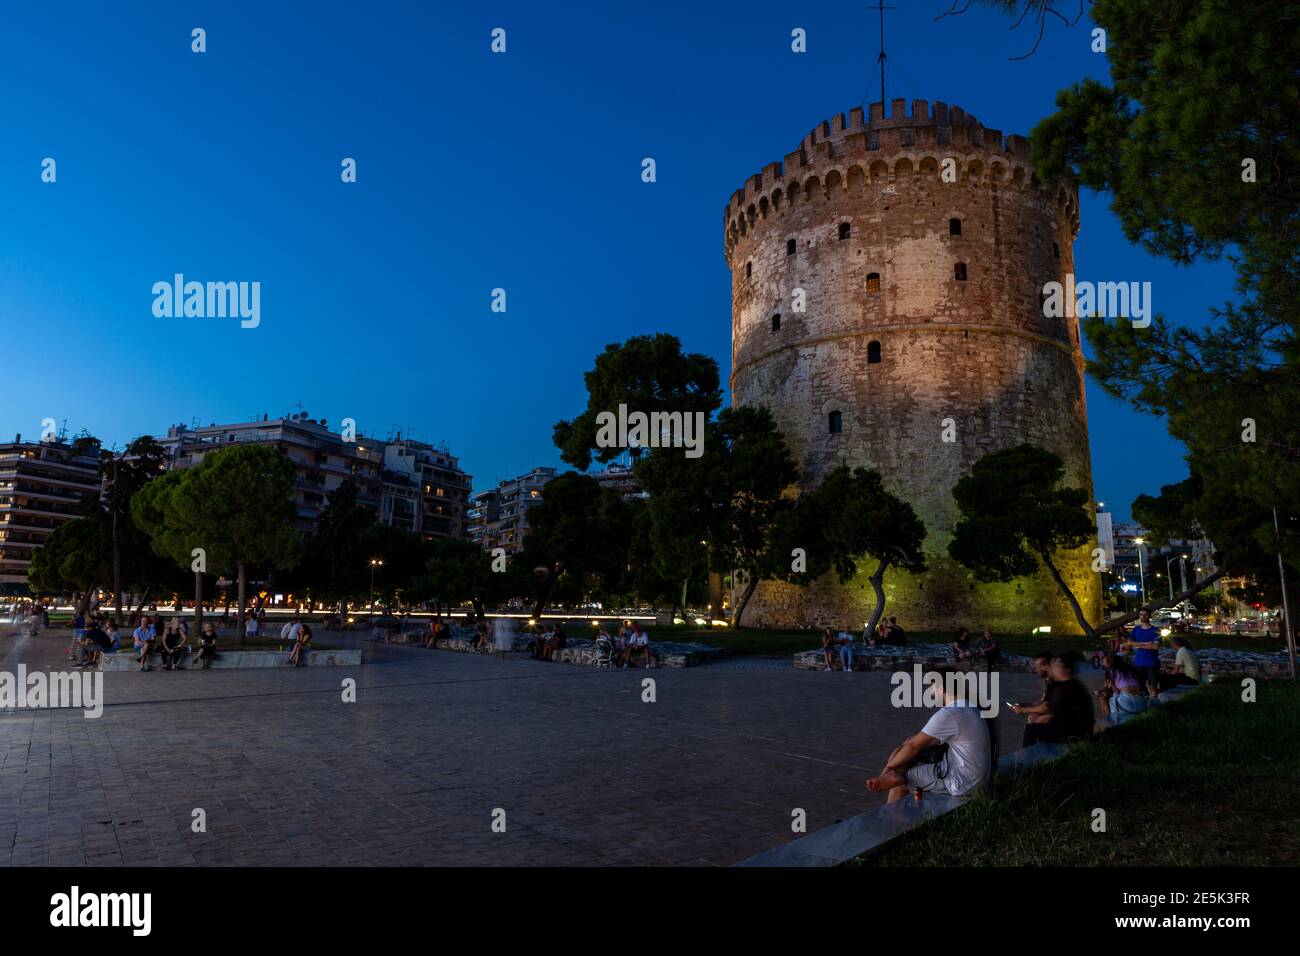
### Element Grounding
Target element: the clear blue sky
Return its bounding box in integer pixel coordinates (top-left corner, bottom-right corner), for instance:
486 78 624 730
0 1 1235 520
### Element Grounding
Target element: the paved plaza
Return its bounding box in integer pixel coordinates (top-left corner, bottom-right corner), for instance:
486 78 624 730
0 627 1049 866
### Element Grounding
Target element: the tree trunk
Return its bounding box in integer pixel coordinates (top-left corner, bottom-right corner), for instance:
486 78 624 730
135 591 149 617
1095 569 1228 636
236 561 248 645
531 564 562 621
193 572 204 642
707 571 723 618
471 597 485 622
730 568 758 628
865 559 890 639
1041 551 1096 639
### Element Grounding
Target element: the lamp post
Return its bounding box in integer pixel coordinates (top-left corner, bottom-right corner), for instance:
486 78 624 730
1163 554 1177 601
369 557 383 624
1134 538 1148 607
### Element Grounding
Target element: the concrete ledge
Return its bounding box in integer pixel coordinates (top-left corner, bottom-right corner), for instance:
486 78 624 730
736 740 1069 868
794 642 1035 673
401 631 730 668
98 648 361 670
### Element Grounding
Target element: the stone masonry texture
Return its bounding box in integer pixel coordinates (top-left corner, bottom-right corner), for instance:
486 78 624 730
725 100 1101 634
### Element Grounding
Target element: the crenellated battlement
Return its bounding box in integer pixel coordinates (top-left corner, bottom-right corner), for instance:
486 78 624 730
724 99 1041 224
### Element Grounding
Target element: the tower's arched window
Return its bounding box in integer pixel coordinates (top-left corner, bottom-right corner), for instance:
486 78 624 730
949 218 962 236
745 260 752 278
954 262 968 281
828 411 843 434
786 238 796 256
865 272 881 294
838 222 851 241
771 313 781 333
1052 241 1061 260
868 340 882 364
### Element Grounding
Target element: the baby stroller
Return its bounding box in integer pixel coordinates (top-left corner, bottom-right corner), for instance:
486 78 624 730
592 634 615 668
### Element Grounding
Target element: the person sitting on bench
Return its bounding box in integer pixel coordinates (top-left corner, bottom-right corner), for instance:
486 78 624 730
1156 635 1201 693
287 624 312 667
160 618 188 670
1011 653 1095 746
865 681 993 803
197 622 218 669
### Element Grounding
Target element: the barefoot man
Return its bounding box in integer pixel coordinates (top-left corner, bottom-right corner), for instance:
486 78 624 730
866 681 993 804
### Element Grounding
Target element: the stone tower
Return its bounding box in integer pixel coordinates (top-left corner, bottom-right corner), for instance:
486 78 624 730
724 99 1101 635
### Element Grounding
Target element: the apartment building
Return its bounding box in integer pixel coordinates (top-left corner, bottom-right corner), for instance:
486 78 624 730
0 436 102 591
467 466 556 554
382 436 472 539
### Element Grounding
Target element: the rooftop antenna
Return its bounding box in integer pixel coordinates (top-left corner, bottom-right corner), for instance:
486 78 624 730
875 0 896 110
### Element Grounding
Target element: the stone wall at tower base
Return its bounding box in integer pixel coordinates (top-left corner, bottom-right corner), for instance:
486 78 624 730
739 554 1101 637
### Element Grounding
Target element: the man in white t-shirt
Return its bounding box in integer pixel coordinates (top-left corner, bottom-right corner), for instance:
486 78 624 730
280 617 302 643
866 687 992 803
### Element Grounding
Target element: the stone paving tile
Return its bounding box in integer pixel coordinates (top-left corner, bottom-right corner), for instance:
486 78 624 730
1 627 1054 865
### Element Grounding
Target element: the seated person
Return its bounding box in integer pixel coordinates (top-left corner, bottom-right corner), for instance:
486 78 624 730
539 627 557 661
197 623 218 669
133 617 158 672
80 620 113 667
626 622 651 668
885 617 907 645
1095 652 1148 725
1156 635 1201 692
613 625 631 668
866 682 992 803
1011 653 1095 746
821 627 837 671
160 620 188 670
287 624 312 667
979 629 1001 673
951 628 975 661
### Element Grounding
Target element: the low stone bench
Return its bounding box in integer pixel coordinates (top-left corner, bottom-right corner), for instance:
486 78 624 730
97 648 361 670
409 631 731 668
793 642 1035 674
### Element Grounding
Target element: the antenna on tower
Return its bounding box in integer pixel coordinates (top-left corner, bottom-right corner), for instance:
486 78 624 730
875 0 896 110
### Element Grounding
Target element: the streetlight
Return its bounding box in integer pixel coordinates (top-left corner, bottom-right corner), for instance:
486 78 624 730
1134 538 1148 606
368 557 383 624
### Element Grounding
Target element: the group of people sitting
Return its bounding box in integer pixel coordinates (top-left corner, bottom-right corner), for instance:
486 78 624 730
865 615 1204 805
950 627 1002 673
866 650 1096 804
1091 609 1201 725
819 617 909 672
116 615 219 671
591 621 653 668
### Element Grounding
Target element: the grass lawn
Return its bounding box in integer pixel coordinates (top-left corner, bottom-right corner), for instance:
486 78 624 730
853 681 1300 866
